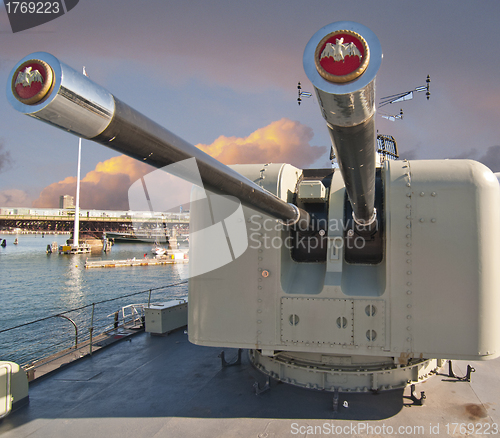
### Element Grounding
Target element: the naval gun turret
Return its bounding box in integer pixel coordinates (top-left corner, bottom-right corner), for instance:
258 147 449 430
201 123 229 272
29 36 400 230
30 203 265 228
7 21 500 392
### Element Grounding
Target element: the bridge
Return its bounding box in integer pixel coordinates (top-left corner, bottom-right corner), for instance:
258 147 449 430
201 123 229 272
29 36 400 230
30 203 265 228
0 214 189 234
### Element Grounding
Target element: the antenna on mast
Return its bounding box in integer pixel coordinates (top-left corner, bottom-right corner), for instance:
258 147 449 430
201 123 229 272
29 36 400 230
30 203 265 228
297 82 312 105
379 75 430 108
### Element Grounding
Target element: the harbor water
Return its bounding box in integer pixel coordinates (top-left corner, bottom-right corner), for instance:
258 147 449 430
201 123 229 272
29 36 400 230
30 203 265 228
0 233 188 366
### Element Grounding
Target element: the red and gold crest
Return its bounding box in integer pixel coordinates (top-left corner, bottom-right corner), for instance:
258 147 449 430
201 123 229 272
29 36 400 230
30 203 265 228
12 60 54 105
315 30 369 83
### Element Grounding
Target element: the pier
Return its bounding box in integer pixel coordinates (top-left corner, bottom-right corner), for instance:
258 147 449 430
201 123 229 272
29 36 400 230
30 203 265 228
85 256 188 269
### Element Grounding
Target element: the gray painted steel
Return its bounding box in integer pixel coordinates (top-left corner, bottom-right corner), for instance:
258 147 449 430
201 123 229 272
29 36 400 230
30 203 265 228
0 330 498 438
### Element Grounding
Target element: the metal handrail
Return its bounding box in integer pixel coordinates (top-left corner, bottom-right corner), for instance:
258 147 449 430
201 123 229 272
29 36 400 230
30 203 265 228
56 315 78 349
0 280 187 334
0 280 188 367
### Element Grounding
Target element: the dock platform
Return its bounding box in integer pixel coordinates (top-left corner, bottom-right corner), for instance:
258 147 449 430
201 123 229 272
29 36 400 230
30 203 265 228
85 257 188 269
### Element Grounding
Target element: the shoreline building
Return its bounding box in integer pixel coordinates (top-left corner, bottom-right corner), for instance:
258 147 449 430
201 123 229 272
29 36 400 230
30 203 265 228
59 195 75 210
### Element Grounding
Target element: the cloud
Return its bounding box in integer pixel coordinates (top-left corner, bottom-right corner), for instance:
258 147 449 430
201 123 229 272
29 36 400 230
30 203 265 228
32 119 327 209
474 146 500 173
0 189 31 207
453 145 500 172
398 146 420 161
32 155 154 209
196 118 327 168
0 141 13 173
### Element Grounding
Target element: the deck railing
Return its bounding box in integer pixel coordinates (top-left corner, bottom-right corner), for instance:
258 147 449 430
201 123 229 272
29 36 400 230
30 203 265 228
0 281 188 372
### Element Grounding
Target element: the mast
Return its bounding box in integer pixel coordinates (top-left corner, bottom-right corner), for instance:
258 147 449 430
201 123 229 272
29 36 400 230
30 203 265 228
71 66 89 250
73 136 82 249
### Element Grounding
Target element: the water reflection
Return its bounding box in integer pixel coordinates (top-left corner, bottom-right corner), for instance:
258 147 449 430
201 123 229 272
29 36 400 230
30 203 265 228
62 257 86 309
0 233 188 330
1 232 189 364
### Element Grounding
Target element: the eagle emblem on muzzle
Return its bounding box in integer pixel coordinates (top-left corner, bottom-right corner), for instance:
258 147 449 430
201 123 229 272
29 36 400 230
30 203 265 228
15 66 44 87
320 37 362 62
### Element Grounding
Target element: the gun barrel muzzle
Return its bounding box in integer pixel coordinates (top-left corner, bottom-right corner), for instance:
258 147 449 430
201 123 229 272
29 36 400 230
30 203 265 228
303 21 382 226
7 52 309 228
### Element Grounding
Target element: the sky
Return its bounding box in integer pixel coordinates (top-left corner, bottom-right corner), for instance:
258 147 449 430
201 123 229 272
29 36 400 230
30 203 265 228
1 0 500 209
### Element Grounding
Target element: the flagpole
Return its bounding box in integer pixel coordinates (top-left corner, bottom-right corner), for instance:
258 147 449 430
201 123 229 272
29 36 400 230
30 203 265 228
73 136 81 249
72 65 88 251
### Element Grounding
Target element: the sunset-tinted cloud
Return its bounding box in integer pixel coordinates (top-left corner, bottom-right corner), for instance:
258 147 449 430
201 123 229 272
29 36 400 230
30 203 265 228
32 155 154 209
197 118 326 168
32 119 327 209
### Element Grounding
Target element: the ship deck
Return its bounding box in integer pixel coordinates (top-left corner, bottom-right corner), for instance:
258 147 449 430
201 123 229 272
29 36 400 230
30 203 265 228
0 328 499 438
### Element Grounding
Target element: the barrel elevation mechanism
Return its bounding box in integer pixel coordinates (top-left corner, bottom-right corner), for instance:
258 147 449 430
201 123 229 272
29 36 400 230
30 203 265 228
7 21 500 392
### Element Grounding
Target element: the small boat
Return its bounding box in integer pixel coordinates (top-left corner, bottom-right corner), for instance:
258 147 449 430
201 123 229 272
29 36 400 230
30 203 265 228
1 239 6 248
151 244 167 256
13 238 18 245
59 243 91 254
46 241 58 254
102 234 113 252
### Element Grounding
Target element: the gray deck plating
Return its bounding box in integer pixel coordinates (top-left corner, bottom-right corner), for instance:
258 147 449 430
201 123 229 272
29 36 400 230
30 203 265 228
0 329 498 437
